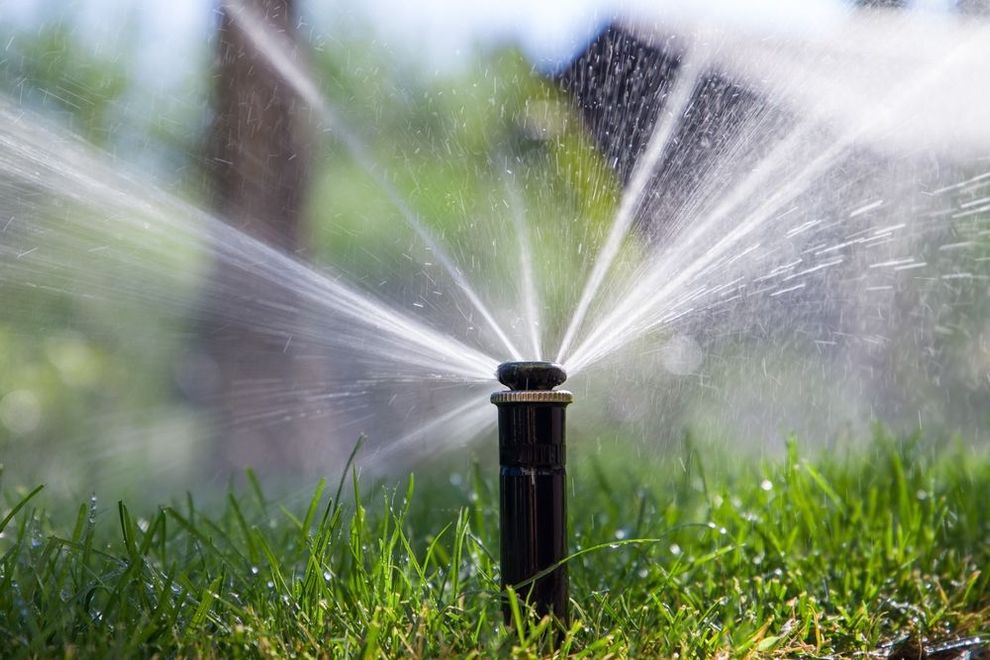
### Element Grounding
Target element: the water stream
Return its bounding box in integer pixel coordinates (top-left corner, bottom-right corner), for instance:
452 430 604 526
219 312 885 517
2 4 989 495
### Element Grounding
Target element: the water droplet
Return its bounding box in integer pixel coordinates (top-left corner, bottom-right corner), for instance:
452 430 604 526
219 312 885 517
669 543 682 556
323 570 332 582
614 528 628 540
250 566 260 576
761 479 774 491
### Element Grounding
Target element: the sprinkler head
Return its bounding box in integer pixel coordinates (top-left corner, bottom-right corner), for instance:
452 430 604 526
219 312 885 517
492 360 573 638
496 361 567 391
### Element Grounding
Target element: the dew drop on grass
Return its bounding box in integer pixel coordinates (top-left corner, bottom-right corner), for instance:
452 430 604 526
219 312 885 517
761 479 774 491
669 543 682 556
250 566 259 576
614 528 628 540
323 570 332 582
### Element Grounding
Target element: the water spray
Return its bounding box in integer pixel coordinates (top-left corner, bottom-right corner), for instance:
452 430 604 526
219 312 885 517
491 361 573 630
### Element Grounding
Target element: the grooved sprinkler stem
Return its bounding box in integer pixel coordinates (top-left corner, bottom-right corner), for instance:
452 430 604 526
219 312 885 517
491 361 572 633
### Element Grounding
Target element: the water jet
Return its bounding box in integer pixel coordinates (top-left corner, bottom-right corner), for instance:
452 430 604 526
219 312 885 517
491 361 572 630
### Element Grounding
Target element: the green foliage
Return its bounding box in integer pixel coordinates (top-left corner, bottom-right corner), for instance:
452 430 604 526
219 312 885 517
0 24 129 146
0 20 208 495
0 209 206 496
303 45 620 345
0 436 986 657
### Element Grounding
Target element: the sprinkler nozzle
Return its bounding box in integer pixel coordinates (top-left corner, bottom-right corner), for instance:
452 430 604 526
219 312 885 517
492 361 573 636
496 361 567 391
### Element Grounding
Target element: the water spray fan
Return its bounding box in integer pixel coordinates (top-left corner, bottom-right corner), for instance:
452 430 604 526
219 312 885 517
491 361 572 630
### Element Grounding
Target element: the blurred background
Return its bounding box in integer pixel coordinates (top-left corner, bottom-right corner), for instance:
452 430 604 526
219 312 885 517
1 0 989 504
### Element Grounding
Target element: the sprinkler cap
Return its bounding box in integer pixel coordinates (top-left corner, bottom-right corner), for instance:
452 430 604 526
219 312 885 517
496 361 567 391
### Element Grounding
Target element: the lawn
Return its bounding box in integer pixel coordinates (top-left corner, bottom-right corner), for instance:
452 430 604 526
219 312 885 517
1 434 987 657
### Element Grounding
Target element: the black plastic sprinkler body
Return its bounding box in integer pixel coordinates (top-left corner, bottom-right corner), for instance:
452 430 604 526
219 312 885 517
491 361 572 630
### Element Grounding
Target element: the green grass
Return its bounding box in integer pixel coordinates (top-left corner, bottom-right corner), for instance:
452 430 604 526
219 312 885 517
1 435 988 657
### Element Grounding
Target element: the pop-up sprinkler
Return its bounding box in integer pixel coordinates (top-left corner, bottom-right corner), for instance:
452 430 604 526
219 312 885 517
491 361 573 629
